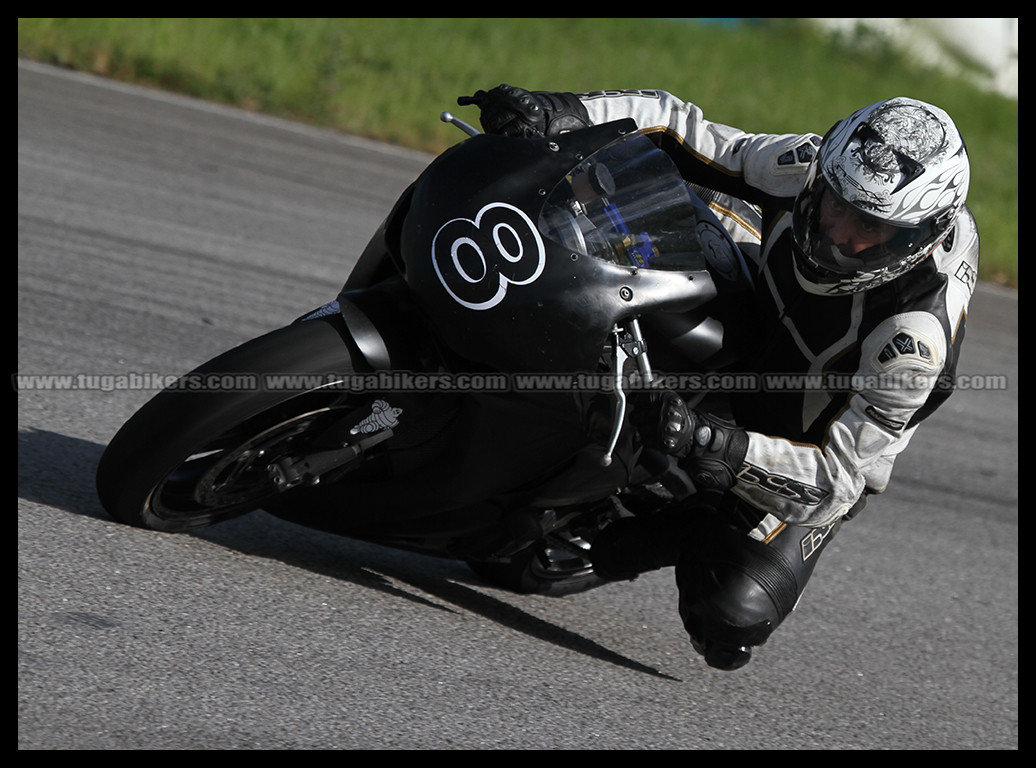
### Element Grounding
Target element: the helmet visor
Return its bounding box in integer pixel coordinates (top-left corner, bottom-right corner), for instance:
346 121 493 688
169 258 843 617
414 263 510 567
793 175 941 280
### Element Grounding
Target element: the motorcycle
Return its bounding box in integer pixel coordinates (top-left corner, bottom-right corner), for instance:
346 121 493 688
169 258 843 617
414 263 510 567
95 111 756 596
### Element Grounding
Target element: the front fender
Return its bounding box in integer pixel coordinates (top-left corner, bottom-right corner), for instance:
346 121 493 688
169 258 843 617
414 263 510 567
337 278 434 372
296 277 433 372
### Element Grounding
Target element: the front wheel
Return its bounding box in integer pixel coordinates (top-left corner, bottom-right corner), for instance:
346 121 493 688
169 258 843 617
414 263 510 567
96 315 378 532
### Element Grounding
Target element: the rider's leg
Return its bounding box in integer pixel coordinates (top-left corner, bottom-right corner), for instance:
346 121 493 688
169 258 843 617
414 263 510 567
592 493 852 670
674 497 844 670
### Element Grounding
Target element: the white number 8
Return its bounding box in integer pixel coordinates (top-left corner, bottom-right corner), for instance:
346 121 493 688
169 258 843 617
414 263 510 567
431 202 546 310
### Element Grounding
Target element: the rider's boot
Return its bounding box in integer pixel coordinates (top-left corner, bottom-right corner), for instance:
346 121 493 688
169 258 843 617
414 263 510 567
590 506 691 582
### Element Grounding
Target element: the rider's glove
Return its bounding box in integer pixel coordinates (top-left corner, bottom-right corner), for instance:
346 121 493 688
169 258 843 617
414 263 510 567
457 84 591 137
638 391 749 492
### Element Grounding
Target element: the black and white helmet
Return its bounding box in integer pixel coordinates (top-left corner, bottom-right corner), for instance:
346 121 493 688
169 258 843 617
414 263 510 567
792 97 970 295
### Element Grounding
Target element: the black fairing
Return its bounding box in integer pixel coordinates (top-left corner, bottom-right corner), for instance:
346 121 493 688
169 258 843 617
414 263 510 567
399 121 725 373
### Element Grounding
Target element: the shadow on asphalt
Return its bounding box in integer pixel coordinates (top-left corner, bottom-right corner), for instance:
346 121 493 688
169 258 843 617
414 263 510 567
18 427 680 682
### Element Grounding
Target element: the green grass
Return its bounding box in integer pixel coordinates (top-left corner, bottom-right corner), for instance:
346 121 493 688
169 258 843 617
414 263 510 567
18 17 1016 286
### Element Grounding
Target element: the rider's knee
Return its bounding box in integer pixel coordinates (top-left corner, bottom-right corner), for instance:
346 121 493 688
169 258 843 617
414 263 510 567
676 510 841 670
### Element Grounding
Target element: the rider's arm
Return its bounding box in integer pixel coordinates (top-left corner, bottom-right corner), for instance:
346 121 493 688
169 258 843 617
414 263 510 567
463 85 820 204
734 310 952 528
577 89 822 206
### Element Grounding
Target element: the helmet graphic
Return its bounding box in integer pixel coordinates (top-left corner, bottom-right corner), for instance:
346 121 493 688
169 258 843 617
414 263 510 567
792 97 970 294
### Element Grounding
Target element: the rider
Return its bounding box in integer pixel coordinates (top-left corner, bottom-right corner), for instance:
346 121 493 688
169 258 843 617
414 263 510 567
461 85 979 670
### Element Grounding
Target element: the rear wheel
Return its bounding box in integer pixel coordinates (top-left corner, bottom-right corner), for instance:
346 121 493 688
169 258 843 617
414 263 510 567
96 315 382 532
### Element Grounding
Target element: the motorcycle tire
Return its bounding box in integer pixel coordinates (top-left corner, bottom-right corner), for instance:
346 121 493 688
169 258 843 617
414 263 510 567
96 314 372 533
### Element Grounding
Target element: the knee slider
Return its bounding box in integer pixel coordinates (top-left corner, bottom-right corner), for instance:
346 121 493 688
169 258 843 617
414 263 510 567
676 524 801 650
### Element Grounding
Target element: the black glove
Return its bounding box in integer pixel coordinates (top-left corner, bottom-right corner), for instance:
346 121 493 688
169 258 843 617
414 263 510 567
457 84 591 137
637 391 749 491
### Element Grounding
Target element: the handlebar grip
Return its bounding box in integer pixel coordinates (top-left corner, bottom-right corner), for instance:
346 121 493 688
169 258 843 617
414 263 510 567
456 91 487 107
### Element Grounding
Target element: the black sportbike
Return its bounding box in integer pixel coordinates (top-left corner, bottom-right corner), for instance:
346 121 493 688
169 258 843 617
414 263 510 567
96 113 755 595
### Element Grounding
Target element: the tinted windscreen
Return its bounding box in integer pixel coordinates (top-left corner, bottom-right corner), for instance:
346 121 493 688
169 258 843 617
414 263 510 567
538 132 709 271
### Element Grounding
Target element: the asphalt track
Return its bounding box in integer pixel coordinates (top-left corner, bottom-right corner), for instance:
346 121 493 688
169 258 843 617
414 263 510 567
18 60 1018 750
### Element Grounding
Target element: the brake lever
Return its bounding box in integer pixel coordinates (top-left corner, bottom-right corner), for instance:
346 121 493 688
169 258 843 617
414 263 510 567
600 319 655 467
440 111 481 137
